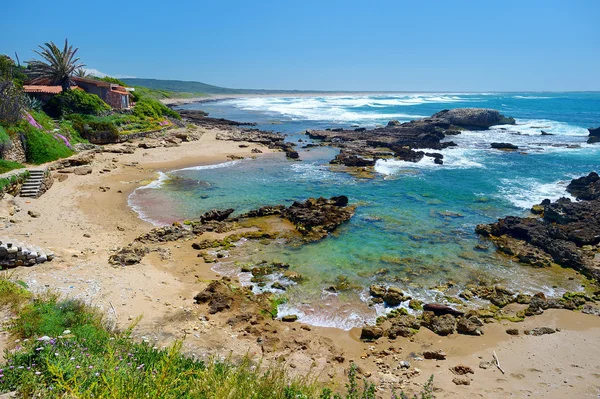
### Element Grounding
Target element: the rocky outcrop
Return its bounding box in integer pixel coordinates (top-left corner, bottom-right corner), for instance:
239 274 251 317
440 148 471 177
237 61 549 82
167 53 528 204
178 110 256 127
194 280 235 314
431 108 515 129
282 196 355 240
199 208 235 223
306 108 513 169
491 142 518 150
566 172 600 200
476 173 600 280
587 127 600 144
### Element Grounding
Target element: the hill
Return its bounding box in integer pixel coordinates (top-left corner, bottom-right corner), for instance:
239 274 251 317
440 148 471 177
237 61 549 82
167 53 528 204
121 78 322 96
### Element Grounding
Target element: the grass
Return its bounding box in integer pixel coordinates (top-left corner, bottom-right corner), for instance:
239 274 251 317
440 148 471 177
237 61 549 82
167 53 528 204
0 278 435 399
0 159 25 174
0 171 29 193
22 124 74 164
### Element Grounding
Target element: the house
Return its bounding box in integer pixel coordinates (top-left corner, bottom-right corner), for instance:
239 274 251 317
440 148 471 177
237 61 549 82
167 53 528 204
71 77 133 109
23 77 133 110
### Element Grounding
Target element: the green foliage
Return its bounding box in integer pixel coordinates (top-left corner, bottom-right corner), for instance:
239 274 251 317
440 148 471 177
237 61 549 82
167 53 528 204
24 95 44 112
395 375 435 399
45 89 110 117
0 125 10 144
0 279 436 398
0 171 28 193
30 110 54 130
93 76 126 86
0 159 25 174
133 98 181 120
0 277 32 311
131 85 205 101
0 55 28 86
16 122 74 164
0 78 25 124
58 119 88 144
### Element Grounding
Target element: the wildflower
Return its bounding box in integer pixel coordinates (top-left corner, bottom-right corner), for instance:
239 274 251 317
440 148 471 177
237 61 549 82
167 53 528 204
76 366 80 369
115 367 119 371
35 371 41 375
70 357 75 361
55 353 59 356
89 366 93 369
36 347 43 351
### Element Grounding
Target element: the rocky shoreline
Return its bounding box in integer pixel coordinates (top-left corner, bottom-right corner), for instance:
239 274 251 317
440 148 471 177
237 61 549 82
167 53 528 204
476 172 600 281
305 108 515 167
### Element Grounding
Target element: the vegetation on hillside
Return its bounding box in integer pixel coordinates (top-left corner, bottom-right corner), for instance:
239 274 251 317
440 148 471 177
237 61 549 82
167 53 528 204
0 159 25 174
44 89 111 117
0 277 434 398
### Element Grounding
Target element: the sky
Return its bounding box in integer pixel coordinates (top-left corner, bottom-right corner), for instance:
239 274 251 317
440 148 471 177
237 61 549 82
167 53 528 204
2 0 599 91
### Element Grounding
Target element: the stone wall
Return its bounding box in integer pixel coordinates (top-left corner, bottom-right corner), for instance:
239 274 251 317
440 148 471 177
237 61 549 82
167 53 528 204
0 170 28 199
0 238 54 268
37 170 54 198
0 135 26 163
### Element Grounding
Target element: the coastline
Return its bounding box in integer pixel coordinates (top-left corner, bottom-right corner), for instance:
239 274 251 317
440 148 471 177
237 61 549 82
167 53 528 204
1 123 600 397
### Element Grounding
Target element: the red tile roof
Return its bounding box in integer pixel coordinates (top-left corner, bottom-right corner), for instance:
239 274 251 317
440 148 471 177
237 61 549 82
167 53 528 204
23 85 63 94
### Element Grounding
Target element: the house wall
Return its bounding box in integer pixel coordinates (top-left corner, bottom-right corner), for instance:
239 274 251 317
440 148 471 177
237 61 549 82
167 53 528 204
105 91 129 109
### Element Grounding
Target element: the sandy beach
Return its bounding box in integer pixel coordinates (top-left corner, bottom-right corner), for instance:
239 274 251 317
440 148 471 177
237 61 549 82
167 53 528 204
1 122 599 398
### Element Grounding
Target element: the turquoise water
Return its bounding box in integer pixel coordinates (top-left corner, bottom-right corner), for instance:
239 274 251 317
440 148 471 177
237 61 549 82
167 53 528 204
130 93 600 329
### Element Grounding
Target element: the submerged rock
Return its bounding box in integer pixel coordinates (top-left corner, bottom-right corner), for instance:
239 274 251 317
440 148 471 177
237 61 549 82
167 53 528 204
199 208 235 223
587 127 600 144
491 142 518 150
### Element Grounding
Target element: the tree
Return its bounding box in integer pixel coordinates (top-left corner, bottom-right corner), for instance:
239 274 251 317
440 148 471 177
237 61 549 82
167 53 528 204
27 39 85 91
74 68 89 77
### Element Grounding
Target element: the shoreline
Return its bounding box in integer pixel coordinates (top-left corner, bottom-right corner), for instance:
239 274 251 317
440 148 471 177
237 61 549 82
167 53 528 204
1 122 600 397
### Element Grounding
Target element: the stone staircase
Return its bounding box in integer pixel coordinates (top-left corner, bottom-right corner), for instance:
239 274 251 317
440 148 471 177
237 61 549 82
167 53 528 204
20 169 46 198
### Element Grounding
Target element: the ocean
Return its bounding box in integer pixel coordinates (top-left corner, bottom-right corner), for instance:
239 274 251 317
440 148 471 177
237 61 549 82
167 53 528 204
129 92 600 329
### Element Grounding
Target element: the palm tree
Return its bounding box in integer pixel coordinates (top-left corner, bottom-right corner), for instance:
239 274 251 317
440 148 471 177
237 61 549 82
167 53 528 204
27 39 85 91
74 68 89 78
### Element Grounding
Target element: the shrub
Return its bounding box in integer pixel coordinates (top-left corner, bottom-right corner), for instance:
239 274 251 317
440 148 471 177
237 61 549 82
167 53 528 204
0 78 25 124
0 159 25 174
19 123 74 164
45 89 110 117
133 97 181 120
0 125 10 145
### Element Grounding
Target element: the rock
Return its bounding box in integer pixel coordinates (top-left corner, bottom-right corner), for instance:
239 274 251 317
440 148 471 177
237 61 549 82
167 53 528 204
281 315 298 322
283 271 303 282
369 285 409 307
271 281 286 291
452 376 471 386
423 303 464 316
515 294 532 304
83 233 91 238
427 313 457 336
73 166 93 175
408 299 423 310
432 108 515 128
566 172 600 200
251 148 263 154
387 315 421 338
109 245 149 266
330 151 376 167
506 328 519 336
491 142 519 150
457 316 484 336
360 326 384 341
27 210 40 218
476 175 600 282
282 196 356 241
423 350 447 360
451 365 474 375
479 361 493 369
194 280 234 314
587 127 600 144
199 208 235 223
526 327 557 336
541 130 553 136
399 360 411 369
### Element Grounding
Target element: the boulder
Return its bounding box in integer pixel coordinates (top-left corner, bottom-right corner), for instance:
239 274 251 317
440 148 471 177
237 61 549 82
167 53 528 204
360 326 384 341
423 303 464 316
431 108 515 129
424 313 457 336
194 280 234 314
587 127 600 143
199 208 235 223
457 316 484 336
491 142 519 150
423 350 447 360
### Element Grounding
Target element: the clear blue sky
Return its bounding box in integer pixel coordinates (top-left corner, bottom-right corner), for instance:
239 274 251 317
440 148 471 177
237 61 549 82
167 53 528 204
3 0 599 91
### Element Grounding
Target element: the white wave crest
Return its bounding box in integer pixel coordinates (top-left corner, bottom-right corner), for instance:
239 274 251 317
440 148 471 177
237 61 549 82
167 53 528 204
374 148 484 175
175 160 241 172
496 178 575 209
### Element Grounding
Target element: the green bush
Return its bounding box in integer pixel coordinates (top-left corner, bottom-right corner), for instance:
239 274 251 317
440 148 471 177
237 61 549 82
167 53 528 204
45 89 111 117
19 123 74 164
133 97 181 120
0 159 25 174
0 125 10 145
